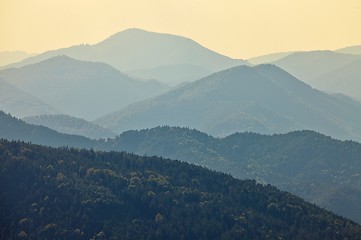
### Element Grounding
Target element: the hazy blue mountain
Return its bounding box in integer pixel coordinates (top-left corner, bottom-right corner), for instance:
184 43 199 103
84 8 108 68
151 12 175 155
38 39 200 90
128 64 213 86
336 45 361 55
309 60 361 102
247 51 293 65
107 126 361 224
23 114 116 139
0 55 169 120
1 28 247 85
0 111 96 148
272 50 361 83
0 79 58 118
95 64 361 142
0 51 30 67
3 139 361 239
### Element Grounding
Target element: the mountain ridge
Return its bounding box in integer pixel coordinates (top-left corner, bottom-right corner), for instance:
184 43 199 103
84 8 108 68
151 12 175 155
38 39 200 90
94 64 361 142
0 55 169 120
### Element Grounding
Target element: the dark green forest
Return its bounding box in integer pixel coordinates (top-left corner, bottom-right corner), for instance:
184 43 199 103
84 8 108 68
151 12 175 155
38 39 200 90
1 112 361 224
1 140 361 239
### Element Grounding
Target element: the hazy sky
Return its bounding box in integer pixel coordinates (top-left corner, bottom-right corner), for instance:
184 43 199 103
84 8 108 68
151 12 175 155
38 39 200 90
1 0 360 59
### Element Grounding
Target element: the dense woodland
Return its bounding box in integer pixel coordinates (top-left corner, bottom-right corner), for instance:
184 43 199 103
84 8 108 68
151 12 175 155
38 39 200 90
1 111 361 224
1 139 361 239
109 126 361 224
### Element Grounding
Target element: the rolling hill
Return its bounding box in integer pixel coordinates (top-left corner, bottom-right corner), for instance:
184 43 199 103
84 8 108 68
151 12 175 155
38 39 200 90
95 64 361 142
1 139 360 239
0 111 95 148
0 56 169 120
2 112 361 224
107 126 361 224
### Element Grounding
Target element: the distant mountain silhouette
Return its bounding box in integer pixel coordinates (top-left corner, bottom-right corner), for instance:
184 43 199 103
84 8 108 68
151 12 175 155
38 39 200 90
0 79 58 118
1 29 247 85
309 60 361 102
336 45 361 55
128 64 213 86
95 64 361 142
0 56 169 120
0 51 30 67
272 50 361 83
23 114 116 139
247 51 293 65
272 50 361 102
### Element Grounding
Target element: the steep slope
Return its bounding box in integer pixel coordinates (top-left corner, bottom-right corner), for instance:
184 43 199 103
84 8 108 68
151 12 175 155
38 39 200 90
309 60 361 102
1 139 360 239
0 111 96 148
23 114 116 139
1 29 246 85
0 56 169 120
105 126 361 224
272 50 361 83
0 79 58 118
95 64 361 142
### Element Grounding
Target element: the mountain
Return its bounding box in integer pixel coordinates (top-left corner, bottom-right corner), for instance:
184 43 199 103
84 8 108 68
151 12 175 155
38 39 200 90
272 50 361 83
95 64 361 142
336 45 361 55
0 79 58 118
0 111 96 148
309 60 361 102
247 52 293 65
0 51 30 67
1 28 247 85
107 126 361 224
128 64 213 86
2 112 361 224
0 56 169 120
23 114 116 140
1 139 361 239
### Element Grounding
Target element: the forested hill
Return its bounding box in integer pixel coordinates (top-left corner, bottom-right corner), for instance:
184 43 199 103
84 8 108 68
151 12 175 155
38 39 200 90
1 113 361 224
1 140 361 239
109 127 361 224
0 111 96 148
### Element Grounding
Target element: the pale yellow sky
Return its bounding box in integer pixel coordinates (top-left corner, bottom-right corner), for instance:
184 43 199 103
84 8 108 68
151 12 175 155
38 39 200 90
0 0 360 59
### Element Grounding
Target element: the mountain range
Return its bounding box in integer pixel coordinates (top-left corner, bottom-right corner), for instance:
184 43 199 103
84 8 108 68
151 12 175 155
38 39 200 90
271 50 361 101
1 28 247 86
2 111 361 224
94 64 361 142
0 55 169 120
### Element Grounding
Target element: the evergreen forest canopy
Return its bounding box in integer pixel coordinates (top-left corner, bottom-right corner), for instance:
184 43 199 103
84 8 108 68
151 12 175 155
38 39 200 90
1 111 361 224
1 139 361 239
